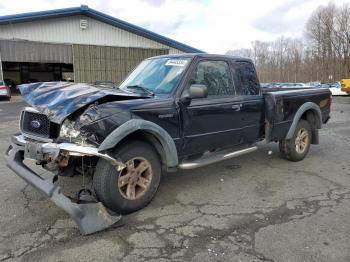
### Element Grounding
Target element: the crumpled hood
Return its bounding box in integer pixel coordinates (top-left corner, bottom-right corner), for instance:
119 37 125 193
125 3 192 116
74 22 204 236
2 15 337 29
19 82 149 123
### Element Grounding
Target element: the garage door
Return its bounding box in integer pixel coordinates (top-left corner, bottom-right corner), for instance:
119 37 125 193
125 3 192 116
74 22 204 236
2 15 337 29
0 40 72 63
73 44 168 84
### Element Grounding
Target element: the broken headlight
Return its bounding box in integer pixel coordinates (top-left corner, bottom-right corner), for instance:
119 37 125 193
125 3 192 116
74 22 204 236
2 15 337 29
59 119 80 138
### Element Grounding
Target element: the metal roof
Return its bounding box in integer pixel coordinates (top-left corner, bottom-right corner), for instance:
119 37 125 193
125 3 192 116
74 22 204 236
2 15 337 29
0 5 203 53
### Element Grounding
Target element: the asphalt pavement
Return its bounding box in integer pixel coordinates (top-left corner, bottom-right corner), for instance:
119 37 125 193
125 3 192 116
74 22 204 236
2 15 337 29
0 96 349 262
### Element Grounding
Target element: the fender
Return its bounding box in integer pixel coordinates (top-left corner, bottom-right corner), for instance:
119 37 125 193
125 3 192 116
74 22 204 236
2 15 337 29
98 119 179 167
286 102 322 139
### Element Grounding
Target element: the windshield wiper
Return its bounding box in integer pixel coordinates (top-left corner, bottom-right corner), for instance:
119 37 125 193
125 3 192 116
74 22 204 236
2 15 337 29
126 85 154 96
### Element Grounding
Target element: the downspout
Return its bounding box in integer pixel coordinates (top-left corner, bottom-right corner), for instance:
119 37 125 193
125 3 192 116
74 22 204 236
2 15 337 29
72 44 75 82
0 50 3 81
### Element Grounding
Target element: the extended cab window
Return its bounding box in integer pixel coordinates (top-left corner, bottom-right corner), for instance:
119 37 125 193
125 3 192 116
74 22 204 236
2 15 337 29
191 60 235 97
234 62 260 95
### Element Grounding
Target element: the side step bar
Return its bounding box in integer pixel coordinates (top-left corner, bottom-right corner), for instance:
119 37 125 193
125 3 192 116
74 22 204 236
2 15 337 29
179 146 257 170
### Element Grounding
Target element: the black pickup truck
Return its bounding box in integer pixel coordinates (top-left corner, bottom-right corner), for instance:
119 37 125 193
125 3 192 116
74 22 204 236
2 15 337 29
5 54 331 234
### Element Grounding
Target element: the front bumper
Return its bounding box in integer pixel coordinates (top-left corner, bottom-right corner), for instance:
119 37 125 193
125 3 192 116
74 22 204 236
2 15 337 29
5 134 124 235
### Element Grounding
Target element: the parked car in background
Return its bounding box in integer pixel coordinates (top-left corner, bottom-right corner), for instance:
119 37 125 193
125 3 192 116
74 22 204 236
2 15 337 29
4 79 16 92
307 82 322 88
294 83 312 88
0 81 11 100
262 82 284 89
269 82 282 88
279 83 311 88
323 82 347 96
260 83 269 88
341 79 350 95
262 82 312 91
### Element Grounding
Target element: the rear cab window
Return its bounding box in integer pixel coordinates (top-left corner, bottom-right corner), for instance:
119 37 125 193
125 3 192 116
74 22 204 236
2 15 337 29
232 61 260 96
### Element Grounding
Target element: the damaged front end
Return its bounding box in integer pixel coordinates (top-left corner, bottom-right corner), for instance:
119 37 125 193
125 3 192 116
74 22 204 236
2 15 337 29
5 112 125 234
4 82 148 234
5 139 123 235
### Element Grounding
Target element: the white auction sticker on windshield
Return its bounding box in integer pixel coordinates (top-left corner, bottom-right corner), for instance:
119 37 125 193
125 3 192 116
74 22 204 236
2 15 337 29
165 59 188 67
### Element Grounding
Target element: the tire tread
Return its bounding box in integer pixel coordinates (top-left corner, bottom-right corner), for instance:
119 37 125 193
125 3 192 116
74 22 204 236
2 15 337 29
93 140 161 214
279 120 311 162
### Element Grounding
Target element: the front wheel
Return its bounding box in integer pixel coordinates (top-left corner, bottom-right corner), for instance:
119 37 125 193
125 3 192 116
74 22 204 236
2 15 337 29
93 140 161 214
279 119 312 162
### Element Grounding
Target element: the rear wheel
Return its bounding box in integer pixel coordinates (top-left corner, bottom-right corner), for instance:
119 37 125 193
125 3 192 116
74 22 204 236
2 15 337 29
279 119 311 162
93 141 161 214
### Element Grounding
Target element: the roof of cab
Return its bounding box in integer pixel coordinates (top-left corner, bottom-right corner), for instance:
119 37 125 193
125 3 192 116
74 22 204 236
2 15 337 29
149 53 253 63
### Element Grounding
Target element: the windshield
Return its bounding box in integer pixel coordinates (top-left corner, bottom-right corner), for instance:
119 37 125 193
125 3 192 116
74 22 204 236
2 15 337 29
119 57 191 95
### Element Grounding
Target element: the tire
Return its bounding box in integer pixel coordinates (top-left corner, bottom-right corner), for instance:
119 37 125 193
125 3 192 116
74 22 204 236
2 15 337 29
279 119 312 162
93 140 161 214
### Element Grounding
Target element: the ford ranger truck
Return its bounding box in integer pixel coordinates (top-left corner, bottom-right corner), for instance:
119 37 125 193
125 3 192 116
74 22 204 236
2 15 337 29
5 54 332 234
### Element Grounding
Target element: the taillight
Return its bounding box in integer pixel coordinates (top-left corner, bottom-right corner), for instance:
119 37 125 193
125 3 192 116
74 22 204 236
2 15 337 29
0 86 6 90
327 95 332 110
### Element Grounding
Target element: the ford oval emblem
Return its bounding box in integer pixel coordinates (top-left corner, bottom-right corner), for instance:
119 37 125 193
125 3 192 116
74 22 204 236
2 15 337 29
30 120 41 129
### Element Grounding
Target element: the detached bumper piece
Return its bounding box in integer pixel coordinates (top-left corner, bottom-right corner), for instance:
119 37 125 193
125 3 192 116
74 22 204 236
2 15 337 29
5 136 123 235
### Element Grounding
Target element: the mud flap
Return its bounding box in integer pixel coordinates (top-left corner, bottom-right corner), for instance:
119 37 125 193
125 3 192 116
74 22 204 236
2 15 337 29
5 144 122 235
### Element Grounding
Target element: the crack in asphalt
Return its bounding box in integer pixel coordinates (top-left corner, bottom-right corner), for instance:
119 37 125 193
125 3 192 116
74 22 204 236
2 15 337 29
3 163 350 262
2 141 350 261
174 185 350 262
110 185 350 262
18 184 50 221
0 226 53 261
4 180 350 262
20 185 31 211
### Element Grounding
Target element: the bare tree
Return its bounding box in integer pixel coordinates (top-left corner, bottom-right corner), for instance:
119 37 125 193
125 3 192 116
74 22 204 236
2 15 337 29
226 1 350 83
226 48 253 59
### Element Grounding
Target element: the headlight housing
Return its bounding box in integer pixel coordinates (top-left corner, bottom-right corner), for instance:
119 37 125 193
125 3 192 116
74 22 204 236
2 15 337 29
59 119 80 138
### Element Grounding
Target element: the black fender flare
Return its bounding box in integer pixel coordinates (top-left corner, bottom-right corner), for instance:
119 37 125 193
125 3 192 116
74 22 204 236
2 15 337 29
286 102 322 139
98 119 179 167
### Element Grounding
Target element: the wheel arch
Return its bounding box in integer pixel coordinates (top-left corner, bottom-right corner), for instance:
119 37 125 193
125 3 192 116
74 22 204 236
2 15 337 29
98 119 179 168
286 102 322 143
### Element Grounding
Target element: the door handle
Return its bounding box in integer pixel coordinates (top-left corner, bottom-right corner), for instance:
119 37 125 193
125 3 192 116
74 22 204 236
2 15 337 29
231 104 242 111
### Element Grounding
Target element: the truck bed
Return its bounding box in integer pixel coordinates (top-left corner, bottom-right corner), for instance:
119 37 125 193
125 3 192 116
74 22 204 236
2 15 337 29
263 88 331 143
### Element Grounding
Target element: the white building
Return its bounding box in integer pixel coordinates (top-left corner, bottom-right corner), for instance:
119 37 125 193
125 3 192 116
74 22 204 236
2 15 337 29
0 5 202 87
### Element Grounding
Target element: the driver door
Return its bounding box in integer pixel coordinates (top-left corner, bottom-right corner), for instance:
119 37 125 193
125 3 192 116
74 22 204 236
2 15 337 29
180 59 244 156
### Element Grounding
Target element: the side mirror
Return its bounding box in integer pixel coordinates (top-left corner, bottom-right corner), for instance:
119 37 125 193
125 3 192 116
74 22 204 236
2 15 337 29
183 84 208 102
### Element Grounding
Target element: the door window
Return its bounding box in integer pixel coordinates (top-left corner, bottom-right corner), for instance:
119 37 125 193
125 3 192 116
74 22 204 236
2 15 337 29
191 60 235 97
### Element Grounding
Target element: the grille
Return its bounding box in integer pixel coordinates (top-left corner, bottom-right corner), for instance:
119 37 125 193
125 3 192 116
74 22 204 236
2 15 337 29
21 110 51 138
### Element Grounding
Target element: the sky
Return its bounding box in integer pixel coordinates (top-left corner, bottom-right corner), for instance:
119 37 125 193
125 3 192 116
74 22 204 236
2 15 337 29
0 0 349 53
